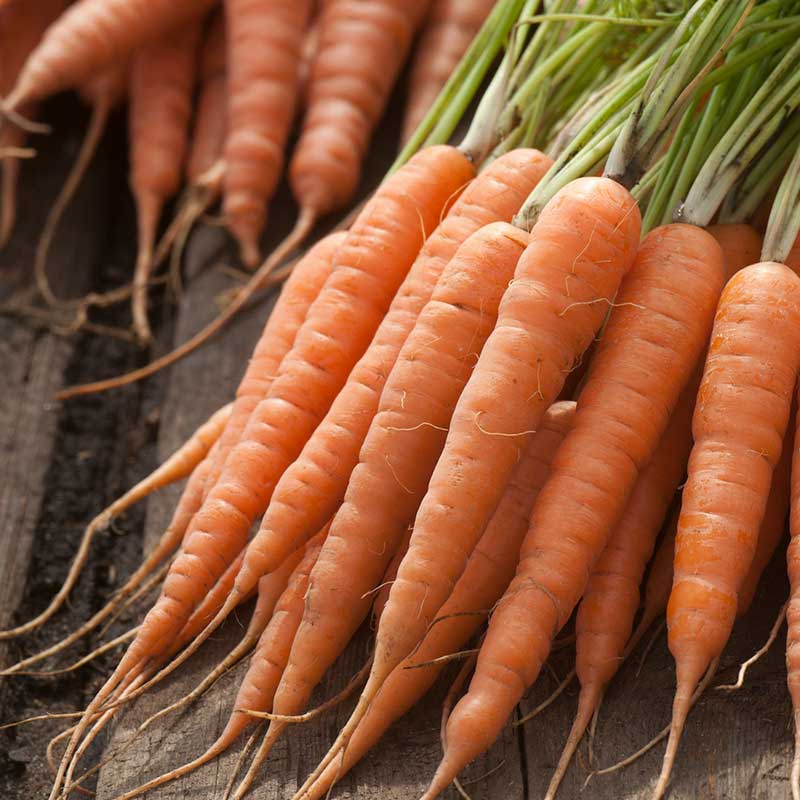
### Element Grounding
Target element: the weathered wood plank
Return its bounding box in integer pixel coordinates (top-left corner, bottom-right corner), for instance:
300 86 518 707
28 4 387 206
520 545 792 799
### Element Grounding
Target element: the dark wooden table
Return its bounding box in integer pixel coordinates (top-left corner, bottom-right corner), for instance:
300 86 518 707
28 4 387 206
0 101 793 800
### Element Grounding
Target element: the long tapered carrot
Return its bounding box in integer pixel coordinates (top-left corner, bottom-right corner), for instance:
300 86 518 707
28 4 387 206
3 0 215 113
49 144 473 800
111 528 328 800
401 0 495 143
424 222 723 798
232 219 531 797
313 177 641 785
286 0 431 246
201 231 345 501
128 23 201 344
223 0 313 266
656 262 800 800
545 377 699 799
298 402 577 800
0 403 231 645
232 149 552 594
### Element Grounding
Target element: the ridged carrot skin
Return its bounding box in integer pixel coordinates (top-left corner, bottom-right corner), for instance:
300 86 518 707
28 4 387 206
300 402 576 800
401 0 495 142
289 0 431 218
429 223 723 797
657 262 800 800
237 149 552 588
223 0 313 266
8 0 215 108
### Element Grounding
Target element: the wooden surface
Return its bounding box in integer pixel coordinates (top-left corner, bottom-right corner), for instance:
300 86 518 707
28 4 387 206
0 104 794 800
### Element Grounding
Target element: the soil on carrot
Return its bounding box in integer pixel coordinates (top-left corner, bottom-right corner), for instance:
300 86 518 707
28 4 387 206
0 110 172 799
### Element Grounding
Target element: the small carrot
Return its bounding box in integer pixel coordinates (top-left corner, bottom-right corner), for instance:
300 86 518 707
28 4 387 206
298 402 576 800
426 222 723 798
0 403 231 644
657 262 800 800
233 219 531 797
3 0 215 113
545 377 699 799
232 149 552 594
401 0 495 143
223 0 313 266
128 23 202 344
317 177 641 786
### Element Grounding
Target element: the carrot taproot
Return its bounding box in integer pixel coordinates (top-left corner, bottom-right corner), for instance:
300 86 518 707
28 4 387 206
112 528 328 800
49 144 472 800
233 219 531 798
286 0 431 248
707 222 763 277
424 222 723 799
0 0 66 247
298 402 577 800
545 377 699 800
34 65 127 309
788 384 800 800
223 0 313 267
401 0 495 143
312 176 641 786
231 149 552 594
201 231 345 501
737 415 792 616
0 403 231 646
656 262 800 800
3 0 215 114
128 23 202 345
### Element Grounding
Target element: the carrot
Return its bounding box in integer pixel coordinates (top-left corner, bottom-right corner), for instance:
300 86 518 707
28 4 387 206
737 416 792 616
201 231 345 501
128 23 202 345
34 65 127 309
789 385 800 800
112 529 328 800
232 219 531 797
286 0 432 248
0 403 231 645
223 0 313 267
48 144 472 800
232 149 552 594
707 222 763 277
3 0 215 114
424 222 723 798
371 526 412 626
298 402 577 800
401 0 495 143
656 262 800 800
545 377 699 800
0 0 66 247
314 176 641 785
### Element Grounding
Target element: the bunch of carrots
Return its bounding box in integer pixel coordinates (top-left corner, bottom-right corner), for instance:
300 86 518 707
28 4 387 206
0 0 495 345
8 1 800 799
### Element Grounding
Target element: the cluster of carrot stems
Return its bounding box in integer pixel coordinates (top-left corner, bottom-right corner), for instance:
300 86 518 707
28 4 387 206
400 0 800 260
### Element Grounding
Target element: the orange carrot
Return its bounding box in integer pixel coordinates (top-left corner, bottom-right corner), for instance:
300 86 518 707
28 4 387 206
49 144 472 800
4 0 215 112
707 223 763 277
233 219 531 796
287 0 431 240
425 222 723 798
545 377 699 799
299 402 576 800
128 23 202 344
657 262 800 800
233 149 552 593
401 0 494 143
201 231 345 501
113 528 328 800
223 0 313 266
315 177 641 786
